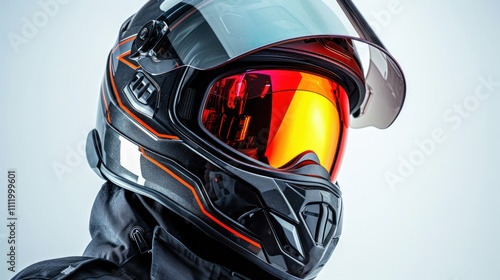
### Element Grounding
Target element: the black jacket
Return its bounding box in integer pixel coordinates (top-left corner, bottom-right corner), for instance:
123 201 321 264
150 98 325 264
13 182 271 280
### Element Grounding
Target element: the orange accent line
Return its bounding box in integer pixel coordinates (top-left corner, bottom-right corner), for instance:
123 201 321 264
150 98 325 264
112 35 136 53
118 50 140 70
140 147 262 249
109 38 180 140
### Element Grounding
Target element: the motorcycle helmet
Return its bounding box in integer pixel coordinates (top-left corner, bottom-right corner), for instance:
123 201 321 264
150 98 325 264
86 0 406 279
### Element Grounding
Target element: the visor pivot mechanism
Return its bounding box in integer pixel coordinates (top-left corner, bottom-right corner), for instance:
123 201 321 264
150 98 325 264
134 20 167 56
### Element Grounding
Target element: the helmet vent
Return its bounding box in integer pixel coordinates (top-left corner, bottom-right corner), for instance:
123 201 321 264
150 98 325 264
124 71 159 118
302 203 336 245
269 213 305 261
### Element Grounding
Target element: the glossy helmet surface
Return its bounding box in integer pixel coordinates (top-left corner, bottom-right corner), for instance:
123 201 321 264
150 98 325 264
86 0 405 279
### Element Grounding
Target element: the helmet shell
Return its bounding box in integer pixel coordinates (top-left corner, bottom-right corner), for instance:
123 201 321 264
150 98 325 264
86 0 405 278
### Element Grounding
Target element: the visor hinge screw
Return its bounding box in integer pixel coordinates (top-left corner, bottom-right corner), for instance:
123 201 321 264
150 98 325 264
139 27 149 40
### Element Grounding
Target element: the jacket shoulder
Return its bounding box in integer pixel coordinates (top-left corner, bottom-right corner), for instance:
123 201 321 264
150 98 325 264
12 256 133 280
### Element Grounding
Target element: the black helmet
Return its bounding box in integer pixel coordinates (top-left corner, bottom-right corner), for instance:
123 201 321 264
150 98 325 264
86 0 405 279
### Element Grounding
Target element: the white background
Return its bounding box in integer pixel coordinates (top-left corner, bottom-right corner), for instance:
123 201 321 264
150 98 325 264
1 0 500 279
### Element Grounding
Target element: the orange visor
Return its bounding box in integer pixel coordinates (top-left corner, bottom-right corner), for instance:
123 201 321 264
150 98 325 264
201 69 349 178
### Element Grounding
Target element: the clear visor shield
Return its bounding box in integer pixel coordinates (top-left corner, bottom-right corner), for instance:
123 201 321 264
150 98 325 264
136 0 406 128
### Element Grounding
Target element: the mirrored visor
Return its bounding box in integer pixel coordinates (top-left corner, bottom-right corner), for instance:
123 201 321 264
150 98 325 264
136 0 406 128
201 69 350 174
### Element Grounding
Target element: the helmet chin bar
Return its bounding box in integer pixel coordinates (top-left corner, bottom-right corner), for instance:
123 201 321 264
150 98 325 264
87 120 342 279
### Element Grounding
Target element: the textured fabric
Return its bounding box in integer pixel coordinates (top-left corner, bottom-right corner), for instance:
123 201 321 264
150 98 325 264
150 227 241 280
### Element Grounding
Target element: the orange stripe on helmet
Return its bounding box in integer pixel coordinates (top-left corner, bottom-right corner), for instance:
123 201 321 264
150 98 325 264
139 147 262 249
108 37 180 140
118 50 141 70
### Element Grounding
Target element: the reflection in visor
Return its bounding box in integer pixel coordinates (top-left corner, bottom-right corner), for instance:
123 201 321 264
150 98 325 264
201 70 349 174
137 0 406 129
